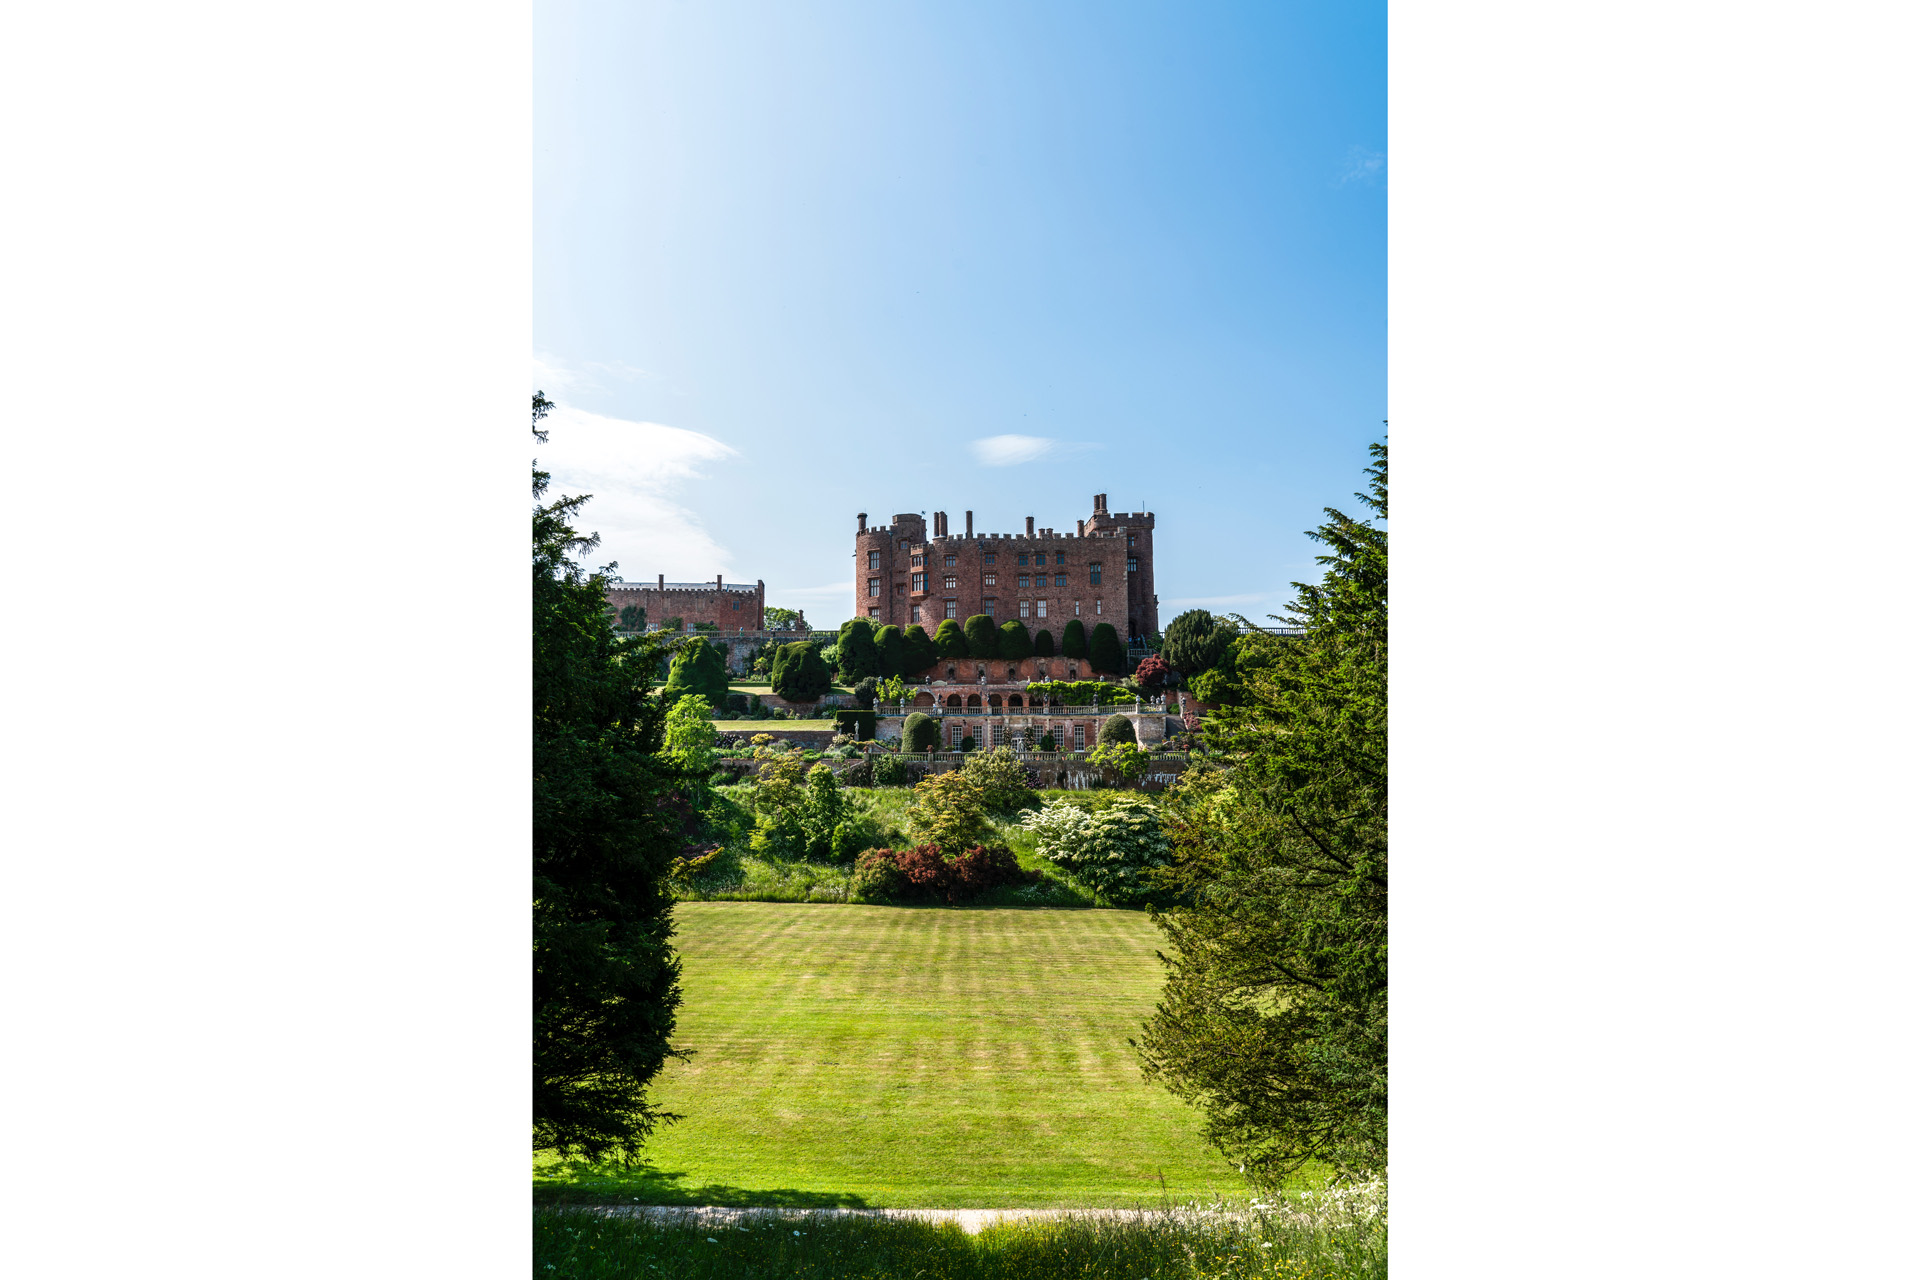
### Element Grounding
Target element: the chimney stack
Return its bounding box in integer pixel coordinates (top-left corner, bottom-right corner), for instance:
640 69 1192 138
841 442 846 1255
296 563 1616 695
857 512 867 532
1025 515 1035 537
1076 519 1085 537
1094 493 1107 514
657 573 665 592
965 510 974 537
716 574 724 591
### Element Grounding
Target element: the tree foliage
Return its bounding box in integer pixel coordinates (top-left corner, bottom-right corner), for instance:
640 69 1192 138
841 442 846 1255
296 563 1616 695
1033 628 1056 657
763 606 802 630
959 745 1041 816
662 636 730 706
1135 442 1388 1187
997 619 1033 661
1097 713 1136 746
903 624 940 673
902 711 940 753
771 641 832 701
533 394 687 1163
617 604 647 632
932 619 968 659
1061 618 1088 659
1162 609 1236 678
907 770 994 855
1088 622 1125 674
1133 654 1174 690
1023 796 1170 906
874 624 907 677
836 617 882 682
663 695 718 780
963 614 999 659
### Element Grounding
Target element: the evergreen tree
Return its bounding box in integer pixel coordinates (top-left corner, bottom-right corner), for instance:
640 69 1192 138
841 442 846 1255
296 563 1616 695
1088 621 1125 673
963 614 1000 659
933 619 968 658
1098 713 1136 746
1033 628 1056 657
772 641 832 701
902 624 939 674
836 617 882 682
533 393 686 1163
1164 609 1236 678
662 636 730 706
874 624 907 677
1136 442 1388 1186
902 711 940 753
997 619 1034 661
1061 618 1088 659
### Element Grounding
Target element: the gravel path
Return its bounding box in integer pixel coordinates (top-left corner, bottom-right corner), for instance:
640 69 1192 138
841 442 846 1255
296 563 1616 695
586 1205 1173 1236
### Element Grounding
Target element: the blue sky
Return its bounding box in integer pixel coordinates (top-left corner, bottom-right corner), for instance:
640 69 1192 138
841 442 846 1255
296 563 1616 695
535 0 1384 628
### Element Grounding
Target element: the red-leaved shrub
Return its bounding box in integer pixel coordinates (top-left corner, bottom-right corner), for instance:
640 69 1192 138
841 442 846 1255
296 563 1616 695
1133 654 1173 690
851 843 1036 904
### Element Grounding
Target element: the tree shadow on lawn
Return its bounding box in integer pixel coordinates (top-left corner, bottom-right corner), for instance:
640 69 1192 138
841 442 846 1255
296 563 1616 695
534 1162 870 1209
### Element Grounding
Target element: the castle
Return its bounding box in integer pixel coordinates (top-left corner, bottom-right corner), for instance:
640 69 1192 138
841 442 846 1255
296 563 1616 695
852 494 1159 644
604 574 771 632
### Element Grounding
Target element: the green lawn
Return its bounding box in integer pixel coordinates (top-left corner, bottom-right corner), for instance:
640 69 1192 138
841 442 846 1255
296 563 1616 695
535 902 1269 1209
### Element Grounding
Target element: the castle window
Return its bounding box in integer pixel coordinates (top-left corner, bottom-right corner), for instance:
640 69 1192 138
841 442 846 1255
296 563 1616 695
984 572 996 586
1017 575 1030 588
868 551 880 570
1017 553 1029 566
1018 600 1029 618
984 553 996 565
944 599 957 619
867 578 880 597
1127 557 1138 573
1074 600 1080 616
900 539 910 549
1128 534 1136 547
944 575 957 590
1055 552 1066 565
1036 599 1047 618
913 573 927 592
912 554 924 568
868 607 879 617
1090 563 1102 585
732 599 740 610
911 605 922 623
983 599 995 618
1054 574 1067 587
945 555 956 567
1095 598 1103 614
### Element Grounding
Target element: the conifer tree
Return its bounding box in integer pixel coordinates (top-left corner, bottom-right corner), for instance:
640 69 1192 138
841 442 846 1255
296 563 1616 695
1088 621 1125 674
904 624 940 673
1136 442 1388 1186
533 392 686 1162
1061 618 1088 659
662 636 730 706
963 614 1000 659
933 619 968 658
1033 628 1056 657
997 619 1033 661
874 624 907 677
836 617 881 682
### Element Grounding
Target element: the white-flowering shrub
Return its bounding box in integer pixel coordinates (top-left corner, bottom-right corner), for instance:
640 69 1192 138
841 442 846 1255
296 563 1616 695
1020 796 1170 905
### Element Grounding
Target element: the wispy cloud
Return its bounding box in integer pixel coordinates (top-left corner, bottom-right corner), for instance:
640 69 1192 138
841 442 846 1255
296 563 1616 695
970 434 1104 467
536 399 739 580
1336 146 1386 188
1163 592 1285 611
533 350 661 398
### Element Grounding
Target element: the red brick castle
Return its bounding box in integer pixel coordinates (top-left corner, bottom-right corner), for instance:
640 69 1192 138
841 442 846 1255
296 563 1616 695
853 494 1160 643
